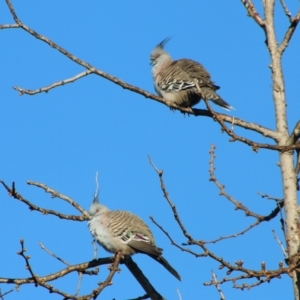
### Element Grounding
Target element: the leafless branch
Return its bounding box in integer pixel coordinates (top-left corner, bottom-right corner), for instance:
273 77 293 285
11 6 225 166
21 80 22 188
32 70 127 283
240 0 265 27
39 242 71 266
124 256 165 300
0 254 112 285
0 23 19 29
204 100 300 152
149 154 295 288
279 0 293 22
176 288 183 300
272 230 288 258
26 180 90 217
209 145 284 221
0 180 88 221
205 268 284 290
0 240 128 299
14 70 94 95
258 192 283 203
89 252 123 300
211 271 226 300
153 207 298 289
148 156 193 242
0 288 14 299
75 271 83 296
204 220 261 244
278 8 300 54
150 216 204 257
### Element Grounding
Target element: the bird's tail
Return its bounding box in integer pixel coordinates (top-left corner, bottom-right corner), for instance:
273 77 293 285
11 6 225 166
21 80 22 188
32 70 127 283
148 254 181 281
211 96 234 111
201 87 234 111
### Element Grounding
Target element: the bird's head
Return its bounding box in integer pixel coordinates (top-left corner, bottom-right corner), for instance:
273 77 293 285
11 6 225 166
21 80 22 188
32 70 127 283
150 37 172 66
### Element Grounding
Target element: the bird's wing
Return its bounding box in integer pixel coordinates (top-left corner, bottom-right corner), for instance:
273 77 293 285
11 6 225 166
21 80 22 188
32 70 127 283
107 210 161 256
127 236 162 256
173 59 219 90
157 61 196 92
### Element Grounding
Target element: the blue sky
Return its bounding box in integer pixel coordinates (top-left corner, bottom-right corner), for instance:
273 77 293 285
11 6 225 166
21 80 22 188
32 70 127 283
1 1 299 299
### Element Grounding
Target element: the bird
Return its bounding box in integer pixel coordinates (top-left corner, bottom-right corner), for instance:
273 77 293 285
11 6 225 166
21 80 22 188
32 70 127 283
88 194 181 281
150 37 233 110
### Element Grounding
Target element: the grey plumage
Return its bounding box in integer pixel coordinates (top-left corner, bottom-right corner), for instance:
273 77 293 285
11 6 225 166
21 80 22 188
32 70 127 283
88 195 181 281
150 38 233 110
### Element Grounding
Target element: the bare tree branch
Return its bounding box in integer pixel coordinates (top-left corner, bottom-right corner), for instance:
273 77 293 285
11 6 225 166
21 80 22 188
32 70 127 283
279 0 293 22
14 70 94 96
278 9 300 55
148 156 193 242
39 242 71 266
27 180 90 217
272 230 288 258
0 180 88 221
240 0 265 27
124 256 165 300
204 100 300 152
0 23 19 29
211 271 226 300
0 255 111 285
204 220 261 244
0 288 14 299
209 145 284 221
258 192 283 203
149 154 295 289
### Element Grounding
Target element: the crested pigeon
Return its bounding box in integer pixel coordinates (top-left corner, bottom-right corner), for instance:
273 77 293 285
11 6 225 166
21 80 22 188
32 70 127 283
150 37 233 110
88 194 181 281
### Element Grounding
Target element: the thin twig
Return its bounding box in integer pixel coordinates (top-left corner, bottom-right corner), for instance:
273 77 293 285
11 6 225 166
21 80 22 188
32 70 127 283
75 272 83 296
240 0 265 27
279 0 293 22
278 9 300 55
204 100 297 152
1 249 112 284
14 70 93 95
18 239 39 287
0 23 19 29
176 288 183 300
209 145 284 221
0 180 88 221
149 155 297 288
27 180 90 218
258 193 283 202
211 271 226 300
272 230 288 258
150 216 204 257
148 156 193 242
204 220 261 244
0 288 14 299
38 242 71 266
